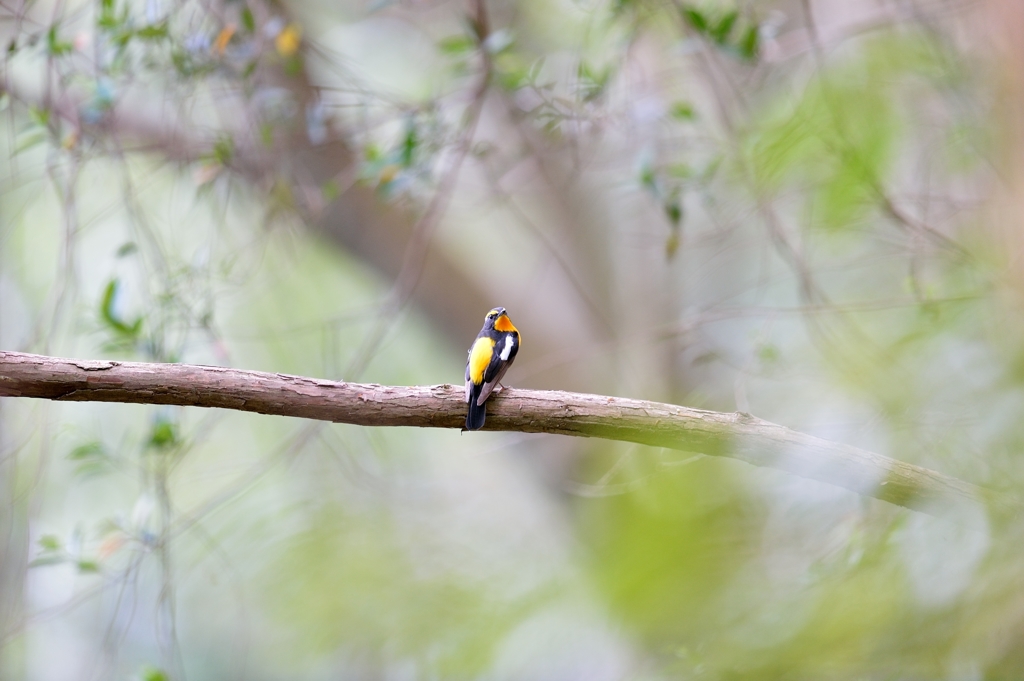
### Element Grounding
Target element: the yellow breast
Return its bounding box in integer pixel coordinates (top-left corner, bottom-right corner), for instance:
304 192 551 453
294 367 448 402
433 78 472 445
468 337 495 384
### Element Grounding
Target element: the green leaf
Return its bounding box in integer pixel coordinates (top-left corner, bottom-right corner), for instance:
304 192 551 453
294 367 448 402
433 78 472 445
115 30 133 48
665 198 683 227
76 559 100 573
171 50 215 78
241 7 255 33
148 420 178 449
29 555 66 568
46 25 73 56
682 7 708 33
738 25 759 61
259 123 273 147
116 242 138 257
639 162 657 195
813 157 878 230
668 163 693 179
100 279 143 338
399 121 417 167
283 54 304 76
710 11 738 44
438 35 475 55
67 442 105 460
321 180 339 203
138 666 169 681
665 228 681 261
213 135 234 165
748 40 900 231
97 14 118 31
38 535 61 551
29 106 50 126
100 279 119 328
670 102 695 120
68 442 113 478
578 62 612 102
494 52 533 91
611 0 635 14
525 58 546 86
757 343 780 364
700 156 722 181
135 23 168 40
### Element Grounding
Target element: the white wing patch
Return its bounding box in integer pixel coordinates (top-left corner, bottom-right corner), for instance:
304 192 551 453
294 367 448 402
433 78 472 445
499 334 515 361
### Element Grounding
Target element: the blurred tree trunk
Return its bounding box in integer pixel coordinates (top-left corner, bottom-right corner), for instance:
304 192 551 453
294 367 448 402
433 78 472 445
0 403 28 671
989 0 1024 296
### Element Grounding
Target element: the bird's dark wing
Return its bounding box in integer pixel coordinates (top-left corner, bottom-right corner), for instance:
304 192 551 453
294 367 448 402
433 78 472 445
475 334 519 406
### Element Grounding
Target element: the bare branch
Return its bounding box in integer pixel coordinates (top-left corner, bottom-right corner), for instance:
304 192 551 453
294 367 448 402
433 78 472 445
0 351 997 515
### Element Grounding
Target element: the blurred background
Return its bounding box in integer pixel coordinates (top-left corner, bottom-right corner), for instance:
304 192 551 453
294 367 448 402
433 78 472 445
2 0 1024 677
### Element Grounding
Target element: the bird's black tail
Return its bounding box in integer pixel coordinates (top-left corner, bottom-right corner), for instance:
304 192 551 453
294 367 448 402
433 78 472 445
466 393 487 431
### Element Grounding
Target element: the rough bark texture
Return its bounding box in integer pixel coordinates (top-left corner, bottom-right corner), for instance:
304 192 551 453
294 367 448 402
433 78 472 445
0 351 992 513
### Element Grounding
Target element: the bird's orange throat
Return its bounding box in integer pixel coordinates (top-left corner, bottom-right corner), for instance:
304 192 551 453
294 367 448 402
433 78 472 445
494 315 517 333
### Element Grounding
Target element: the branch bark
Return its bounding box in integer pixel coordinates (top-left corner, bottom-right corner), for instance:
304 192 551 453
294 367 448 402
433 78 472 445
0 351 994 514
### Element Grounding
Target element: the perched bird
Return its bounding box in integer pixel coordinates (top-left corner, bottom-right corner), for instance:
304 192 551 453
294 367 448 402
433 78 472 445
465 307 520 431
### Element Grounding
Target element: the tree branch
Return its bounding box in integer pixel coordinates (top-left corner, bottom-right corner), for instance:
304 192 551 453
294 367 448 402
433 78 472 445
0 351 995 514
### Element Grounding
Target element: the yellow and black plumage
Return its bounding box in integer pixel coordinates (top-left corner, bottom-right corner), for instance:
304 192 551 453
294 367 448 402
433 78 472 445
465 307 520 431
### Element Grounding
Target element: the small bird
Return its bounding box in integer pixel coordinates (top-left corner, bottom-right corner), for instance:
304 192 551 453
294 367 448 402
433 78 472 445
465 307 520 431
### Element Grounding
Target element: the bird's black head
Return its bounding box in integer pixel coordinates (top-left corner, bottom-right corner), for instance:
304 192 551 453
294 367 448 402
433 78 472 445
482 307 517 333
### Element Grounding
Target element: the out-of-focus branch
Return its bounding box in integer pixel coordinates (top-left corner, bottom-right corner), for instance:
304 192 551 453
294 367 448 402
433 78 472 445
343 0 494 378
0 351 994 515
0 35 502 351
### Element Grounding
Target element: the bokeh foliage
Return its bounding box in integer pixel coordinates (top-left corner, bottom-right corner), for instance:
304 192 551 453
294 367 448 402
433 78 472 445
2 0 1024 678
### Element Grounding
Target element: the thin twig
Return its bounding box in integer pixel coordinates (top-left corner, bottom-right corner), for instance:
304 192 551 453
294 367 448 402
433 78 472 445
344 0 494 379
